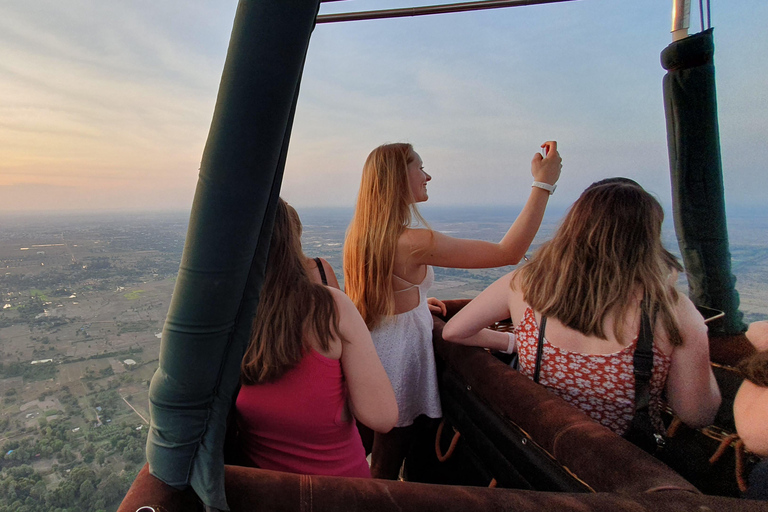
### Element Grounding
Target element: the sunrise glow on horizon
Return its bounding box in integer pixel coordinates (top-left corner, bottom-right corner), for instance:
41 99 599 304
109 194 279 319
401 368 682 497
1 1 766 213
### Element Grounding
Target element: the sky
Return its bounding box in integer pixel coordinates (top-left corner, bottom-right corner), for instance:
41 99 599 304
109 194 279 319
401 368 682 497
0 0 766 214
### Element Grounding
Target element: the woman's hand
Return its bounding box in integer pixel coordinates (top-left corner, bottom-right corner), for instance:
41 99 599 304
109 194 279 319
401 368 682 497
531 141 562 186
428 297 447 316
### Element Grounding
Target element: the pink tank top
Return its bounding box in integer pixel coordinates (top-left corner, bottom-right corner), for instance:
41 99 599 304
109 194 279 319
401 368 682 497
235 350 370 478
516 307 672 436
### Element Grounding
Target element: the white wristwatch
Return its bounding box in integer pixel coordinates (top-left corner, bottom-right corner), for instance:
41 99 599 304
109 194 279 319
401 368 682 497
532 181 556 195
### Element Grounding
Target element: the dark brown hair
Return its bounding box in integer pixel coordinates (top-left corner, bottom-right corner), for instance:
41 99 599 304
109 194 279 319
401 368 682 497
515 179 685 345
241 199 344 384
739 351 768 388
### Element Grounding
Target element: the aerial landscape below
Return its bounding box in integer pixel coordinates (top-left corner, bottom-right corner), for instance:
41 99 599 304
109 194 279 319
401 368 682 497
0 206 766 511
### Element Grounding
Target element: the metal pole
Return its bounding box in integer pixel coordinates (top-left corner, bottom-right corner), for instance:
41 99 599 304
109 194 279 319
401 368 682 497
317 0 577 24
671 0 690 41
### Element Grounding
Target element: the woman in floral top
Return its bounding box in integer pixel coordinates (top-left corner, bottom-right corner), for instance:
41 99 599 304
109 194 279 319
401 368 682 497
443 178 721 436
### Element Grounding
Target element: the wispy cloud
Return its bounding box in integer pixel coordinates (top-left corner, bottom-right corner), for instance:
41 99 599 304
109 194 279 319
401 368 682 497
0 1 766 211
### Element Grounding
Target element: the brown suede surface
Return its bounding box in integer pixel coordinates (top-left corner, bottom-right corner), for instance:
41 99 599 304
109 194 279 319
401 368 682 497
120 464 767 512
118 464 202 512
435 299 697 494
224 467 768 512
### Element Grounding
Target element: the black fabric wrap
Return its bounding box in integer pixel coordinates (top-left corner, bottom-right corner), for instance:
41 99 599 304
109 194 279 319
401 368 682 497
145 1 322 509
661 28 745 334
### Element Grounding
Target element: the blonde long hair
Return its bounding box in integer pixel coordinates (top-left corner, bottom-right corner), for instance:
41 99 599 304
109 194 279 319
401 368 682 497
241 199 344 384
344 143 428 329
515 178 685 345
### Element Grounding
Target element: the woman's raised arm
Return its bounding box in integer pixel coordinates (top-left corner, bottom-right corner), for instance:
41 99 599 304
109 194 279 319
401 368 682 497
332 288 398 432
405 142 562 269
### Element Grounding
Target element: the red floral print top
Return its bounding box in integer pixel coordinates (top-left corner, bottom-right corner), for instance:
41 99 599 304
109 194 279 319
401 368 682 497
516 307 672 436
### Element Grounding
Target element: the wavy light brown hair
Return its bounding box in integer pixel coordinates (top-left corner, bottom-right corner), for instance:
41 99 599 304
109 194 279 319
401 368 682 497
344 143 429 329
515 178 685 345
241 199 344 384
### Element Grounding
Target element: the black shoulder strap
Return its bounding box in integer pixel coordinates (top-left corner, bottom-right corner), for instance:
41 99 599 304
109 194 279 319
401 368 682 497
533 315 547 383
314 257 328 286
628 298 655 438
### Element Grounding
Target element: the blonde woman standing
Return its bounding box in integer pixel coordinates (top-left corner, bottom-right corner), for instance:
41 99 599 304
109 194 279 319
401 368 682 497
344 142 562 478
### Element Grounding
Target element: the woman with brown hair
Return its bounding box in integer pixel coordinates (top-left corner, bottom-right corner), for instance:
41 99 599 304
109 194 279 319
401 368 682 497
344 141 562 478
236 199 397 477
444 178 721 437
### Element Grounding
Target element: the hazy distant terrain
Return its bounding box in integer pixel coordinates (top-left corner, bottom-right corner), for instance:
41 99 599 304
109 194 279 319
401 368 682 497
0 212 186 511
0 207 765 510
299 206 768 323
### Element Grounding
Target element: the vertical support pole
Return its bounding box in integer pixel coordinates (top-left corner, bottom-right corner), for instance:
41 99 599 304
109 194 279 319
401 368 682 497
661 29 746 336
145 1 321 509
671 0 691 41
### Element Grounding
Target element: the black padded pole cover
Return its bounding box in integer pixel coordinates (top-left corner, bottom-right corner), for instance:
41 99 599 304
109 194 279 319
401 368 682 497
145 1 321 509
661 29 746 335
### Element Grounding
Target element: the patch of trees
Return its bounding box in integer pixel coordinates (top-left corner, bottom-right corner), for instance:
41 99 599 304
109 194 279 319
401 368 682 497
1 271 76 296
0 361 58 382
116 320 156 334
16 296 45 323
84 257 111 270
49 287 72 298
0 313 18 328
87 389 122 419
57 387 80 417
1 412 150 510
31 315 72 330
0 463 133 512
65 346 143 365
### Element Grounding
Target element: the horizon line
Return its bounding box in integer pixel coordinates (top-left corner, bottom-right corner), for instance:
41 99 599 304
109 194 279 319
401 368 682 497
1 201 767 217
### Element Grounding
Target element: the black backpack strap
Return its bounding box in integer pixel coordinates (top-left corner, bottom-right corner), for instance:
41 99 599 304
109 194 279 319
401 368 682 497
633 301 654 414
533 315 547 383
314 257 328 286
624 297 662 452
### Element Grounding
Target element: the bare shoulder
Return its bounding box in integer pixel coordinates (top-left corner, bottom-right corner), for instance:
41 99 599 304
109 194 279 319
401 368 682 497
674 293 708 340
652 293 707 358
329 286 354 311
329 288 367 328
507 271 528 323
398 227 434 252
318 257 340 289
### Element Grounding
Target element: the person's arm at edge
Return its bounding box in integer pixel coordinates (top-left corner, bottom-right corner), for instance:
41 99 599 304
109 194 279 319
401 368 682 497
331 288 398 432
442 272 517 352
664 294 721 428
